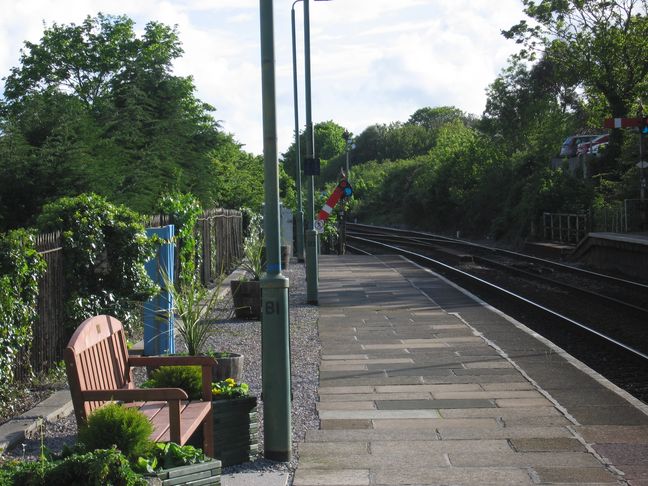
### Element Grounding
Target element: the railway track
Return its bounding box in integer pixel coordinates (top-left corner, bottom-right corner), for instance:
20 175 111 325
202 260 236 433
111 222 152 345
346 223 648 405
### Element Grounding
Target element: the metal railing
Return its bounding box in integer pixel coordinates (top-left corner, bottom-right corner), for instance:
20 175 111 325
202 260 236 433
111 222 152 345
542 212 588 244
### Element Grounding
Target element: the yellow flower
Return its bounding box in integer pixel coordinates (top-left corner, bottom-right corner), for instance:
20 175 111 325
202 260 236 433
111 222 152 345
212 388 222 395
225 378 236 385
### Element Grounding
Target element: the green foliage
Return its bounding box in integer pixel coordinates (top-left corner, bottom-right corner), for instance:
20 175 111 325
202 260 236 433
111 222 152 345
0 458 56 485
240 212 265 280
77 404 154 461
156 192 203 286
407 106 471 130
0 13 253 231
47 448 146 485
135 442 205 474
210 138 265 211
142 366 203 400
0 229 46 411
36 193 158 333
211 378 249 400
161 265 227 355
281 120 347 183
0 448 146 485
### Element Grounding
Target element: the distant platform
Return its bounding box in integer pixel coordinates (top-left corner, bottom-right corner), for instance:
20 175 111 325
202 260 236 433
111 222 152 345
523 241 575 259
572 232 648 280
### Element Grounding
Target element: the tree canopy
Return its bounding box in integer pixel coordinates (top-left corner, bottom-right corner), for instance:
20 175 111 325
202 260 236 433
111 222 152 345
0 13 266 230
503 0 648 118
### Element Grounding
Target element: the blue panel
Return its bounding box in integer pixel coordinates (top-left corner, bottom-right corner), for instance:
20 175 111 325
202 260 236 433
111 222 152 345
143 225 175 356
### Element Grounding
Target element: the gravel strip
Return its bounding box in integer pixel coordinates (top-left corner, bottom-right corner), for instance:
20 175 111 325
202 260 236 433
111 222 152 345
4 261 320 482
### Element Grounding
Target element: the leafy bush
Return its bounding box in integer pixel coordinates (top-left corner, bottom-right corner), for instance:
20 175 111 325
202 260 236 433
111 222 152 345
36 193 158 333
135 442 205 474
142 366 203 400
0 229 46 413
239 211 264 280
77 404 154 460
47 447 146 485
156 192 203 286
0 448 146 486
0 458 56 485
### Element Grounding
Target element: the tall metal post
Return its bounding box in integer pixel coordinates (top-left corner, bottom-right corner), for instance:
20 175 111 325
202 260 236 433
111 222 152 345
259 0 291 462
291 1 305 262
303 0 319 304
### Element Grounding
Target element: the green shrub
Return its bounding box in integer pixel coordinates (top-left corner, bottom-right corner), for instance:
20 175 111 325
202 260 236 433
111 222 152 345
156 192 202 286
47 447 146 486
0 448 146 485
142 366 203 400
0 229 46 413
77 404 153 460
135 442 205 473
36 193 158 333
0 458 56 485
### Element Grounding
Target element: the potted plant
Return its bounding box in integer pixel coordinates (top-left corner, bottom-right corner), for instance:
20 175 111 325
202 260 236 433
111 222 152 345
161 269 227 356
139 374 258 468
231 213 264 319
85 404 221 484
137 443 221 486
72 403 221 485
207 351 244 383
157 266 244 383
211 379 258 467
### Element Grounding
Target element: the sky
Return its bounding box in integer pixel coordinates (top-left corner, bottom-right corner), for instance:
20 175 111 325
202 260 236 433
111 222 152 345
0 0 527 156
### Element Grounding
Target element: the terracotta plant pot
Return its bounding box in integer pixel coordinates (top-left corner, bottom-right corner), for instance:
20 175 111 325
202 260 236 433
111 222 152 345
230 280 261 319
211 352 244 383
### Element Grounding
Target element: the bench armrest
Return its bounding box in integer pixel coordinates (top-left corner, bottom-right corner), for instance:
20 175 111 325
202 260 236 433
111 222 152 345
129 356 217 367
82 388 188 402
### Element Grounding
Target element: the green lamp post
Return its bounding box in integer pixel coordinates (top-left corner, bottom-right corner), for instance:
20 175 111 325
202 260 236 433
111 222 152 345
259 0 291 462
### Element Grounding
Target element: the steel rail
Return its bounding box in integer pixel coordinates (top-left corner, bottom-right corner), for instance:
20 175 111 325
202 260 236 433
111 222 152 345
348 234 648 362
349 232 648 314
471 255 648 316
347 223 648 291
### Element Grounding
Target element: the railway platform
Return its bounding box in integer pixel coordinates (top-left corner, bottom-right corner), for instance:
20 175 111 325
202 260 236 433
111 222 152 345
293 255 648 486
573 232 648 280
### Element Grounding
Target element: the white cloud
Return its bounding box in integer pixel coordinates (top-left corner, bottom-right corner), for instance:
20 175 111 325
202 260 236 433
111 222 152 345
0 0 526 155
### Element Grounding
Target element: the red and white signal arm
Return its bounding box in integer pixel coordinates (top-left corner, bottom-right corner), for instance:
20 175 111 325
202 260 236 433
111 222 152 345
314 179 353 233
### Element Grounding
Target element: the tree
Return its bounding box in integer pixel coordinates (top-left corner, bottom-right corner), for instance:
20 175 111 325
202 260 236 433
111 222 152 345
281 120 347 185
0 13 248 229
4 14 182 110
504 1 648 115
406 106 470 131
482 57 581 156
503 1 648 189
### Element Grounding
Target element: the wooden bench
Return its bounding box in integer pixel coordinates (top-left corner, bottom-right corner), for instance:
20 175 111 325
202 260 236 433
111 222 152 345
64 315 216 457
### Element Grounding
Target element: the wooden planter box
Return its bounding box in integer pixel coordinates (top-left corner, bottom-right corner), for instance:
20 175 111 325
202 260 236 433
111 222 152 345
212 396 258 467
148 458 221 486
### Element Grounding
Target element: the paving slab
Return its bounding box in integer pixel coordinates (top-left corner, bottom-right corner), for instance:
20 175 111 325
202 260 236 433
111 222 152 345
532 467 619 484
292 255 645 485
221 471 289 486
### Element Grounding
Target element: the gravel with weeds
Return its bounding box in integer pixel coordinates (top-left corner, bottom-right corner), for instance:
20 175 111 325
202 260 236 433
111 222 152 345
4 261 320 481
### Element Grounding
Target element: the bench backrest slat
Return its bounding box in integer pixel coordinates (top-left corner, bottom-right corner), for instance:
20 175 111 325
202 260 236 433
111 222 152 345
64 315 133 423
